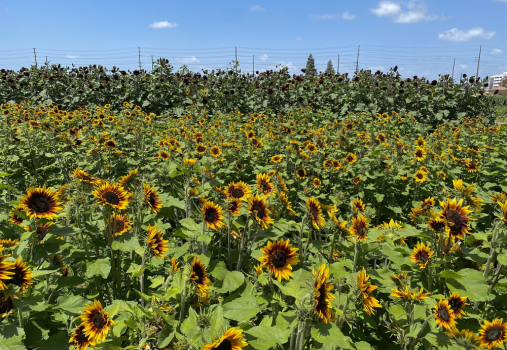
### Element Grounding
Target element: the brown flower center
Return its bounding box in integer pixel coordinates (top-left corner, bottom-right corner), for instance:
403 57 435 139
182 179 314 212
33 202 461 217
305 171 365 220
448 298 461 312
309 205 319 221
231 188 244 199
270 250 287 269
215 338 232 350
418 253 429 264
92 311 107 329
251 204 265 219
228 201 239 213
356 225 366 237
115 220 125 233
431 221 445 232
81 174 93 182
438 307 450 321
446 210 463 232
416 150 423 157
204 208 217 223
149 193 157 207
297 170 305 177
29 196 51 213
192 264 206 285
486 327 501 341
197 146 206 153
77 329 89 343
103 191 120 205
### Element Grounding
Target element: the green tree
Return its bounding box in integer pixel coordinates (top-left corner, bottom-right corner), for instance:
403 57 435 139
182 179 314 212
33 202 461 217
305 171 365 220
305 54 317 76
500 77 507 88
325 60 335 75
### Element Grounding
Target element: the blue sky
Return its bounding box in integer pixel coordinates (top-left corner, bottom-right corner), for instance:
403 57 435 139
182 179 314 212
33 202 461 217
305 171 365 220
1 0 506 79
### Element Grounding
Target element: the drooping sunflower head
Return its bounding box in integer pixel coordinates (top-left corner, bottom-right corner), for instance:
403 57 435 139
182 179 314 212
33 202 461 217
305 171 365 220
445 328 478 350
307 197 325 229
202 201 225 231
202 328 248 350
312 264 335 323
106 213 133 237
190 256 212 297
352 198 365 213
258 238 299 282
93 182 130 210
143 184 163 213
447 292 468 319
118 168 138 188
433 299 457 330
73 169 100 185
351 214 368 242
439 197 472 240
390 272 410 287
147 224 169 259
79 300 114 343
228 200 242 216
410 241 434 268
296 168 307 179
362 294 382 316
69 324 95 350
248 194 273 229
479 318 507 350
256 173 276 195
20 185 63 220
225 181 252 201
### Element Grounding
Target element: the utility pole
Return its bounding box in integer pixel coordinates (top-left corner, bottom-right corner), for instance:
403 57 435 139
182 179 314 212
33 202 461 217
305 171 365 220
45 56 48 65
33 48 37 67
337 54 340 74
151 55 154 71
235 46 238 73
452 58 455 79
253 55 255 76
476 45 482 81
355 45 360 73
138 47 142 71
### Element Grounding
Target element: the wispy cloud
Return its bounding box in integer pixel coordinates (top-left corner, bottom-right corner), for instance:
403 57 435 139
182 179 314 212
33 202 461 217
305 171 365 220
149 21 177 29
295 37 304 41
370 0 446 23
310 12 357 20
492 0 507 2
66 55 79 59
438 27 496 42
250 5 266 12
458 64 467 69
491 48 503 55
175 56 200 64
259 54 269 61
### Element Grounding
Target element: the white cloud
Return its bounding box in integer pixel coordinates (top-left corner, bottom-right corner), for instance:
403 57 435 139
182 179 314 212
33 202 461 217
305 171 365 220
149 21 177 29
310 12 357 20
250 5 266 12
369 66 386 71
295 37 304 41
458 64 467 69
277 61 297 72
438 27 496 41
259 54 268 61
66 55 79 59
370 0 445 23
175 56 200 64
491 48 503 55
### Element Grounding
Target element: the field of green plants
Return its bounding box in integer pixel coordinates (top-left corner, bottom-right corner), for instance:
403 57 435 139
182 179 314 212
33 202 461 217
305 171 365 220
0 64 506 350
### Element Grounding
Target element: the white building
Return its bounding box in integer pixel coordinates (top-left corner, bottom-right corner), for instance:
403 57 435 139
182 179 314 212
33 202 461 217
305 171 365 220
486 72 507 92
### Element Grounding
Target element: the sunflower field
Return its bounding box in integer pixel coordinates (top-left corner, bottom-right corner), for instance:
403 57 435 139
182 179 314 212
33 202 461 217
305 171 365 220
0 73 507 350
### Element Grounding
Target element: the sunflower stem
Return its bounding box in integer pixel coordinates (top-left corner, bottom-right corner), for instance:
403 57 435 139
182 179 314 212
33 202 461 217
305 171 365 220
227 214 232 271
410 314 433 349
484 221 500 283
140 244 147 307
236 216 250 271
18 307 23 327
328 229 338 263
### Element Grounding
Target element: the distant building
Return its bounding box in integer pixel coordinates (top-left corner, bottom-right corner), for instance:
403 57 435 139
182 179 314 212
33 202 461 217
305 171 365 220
486 72 507 92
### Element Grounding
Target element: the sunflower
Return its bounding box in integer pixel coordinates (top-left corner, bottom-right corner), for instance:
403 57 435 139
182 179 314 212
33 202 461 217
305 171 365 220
313 177 322 188
19 186 63 220
421 197 435 209
390 272 410 287
190 256 212 297
428 217 446 232
433 299 457 330
362 294 382 316
69 324 95 350
313 264 336 323
391 286 430 300
306 143 318 153
171 257 180 273
147 224 169 259
103 140 116 149
0 247 14 290
79 300 113 343
8 206 25 227
228 200 242 216
438 171 446 180
93 182 130 210
236 163 243 171
307 197 325 229
106 213 133 237
351 214 368 242
202 201 225 231
353 176 361 185
357 268 378 294
225 181 252 201
73 169 100 185
118 168 138 188
410 242 434 268
256 173 275 195
447 292 468 319
143 184 163 213
413 147 426 161
464 159 479 172
416 137 426 147
258 238 299 282
2 258 33 294
160 151 170 160
271 155 283 163
0 239 19 248
0 293 14 318
352 198 365 213
196 144 207 154
439 198 472 240
296 168 307 179
414 170 427 183
210 146 221 157
499 200 507 222
479 319 507 350
445 328 478 349
248 194 273 229
202 328 247 350
345 153 357 164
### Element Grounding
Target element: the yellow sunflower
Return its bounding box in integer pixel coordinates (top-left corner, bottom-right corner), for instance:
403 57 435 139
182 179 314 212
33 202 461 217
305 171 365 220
345 153 357 164
69 324 95 350
296 168 307 179
93 182 130 210
413 147 426 161
143 184 163 213
410 242 434 268
357 268 378 294
73 169 100 185
478 318 507 350
313 177 322 188
248 194 274 229
0 247 14 290
210 146 221 157
118 168 138 188
79 300 114 343
352 198 365 213
202 201 225 231
106 213 133 237
433 299 457 330
258 238 299 281
353 176 361 185
351 214 368 242
256 173 276 195
427 217 446 232
202 328 247 350
313 264 336 323
362 294 382 316
196 144 207 154
19 185 63 220
445 328 478 349
447 292 468 319
225 181 252 201
499 200 507 222
171 257 180 273
414 170 427 183
147 224 169 259
8 206 25 228
439 198 472 240
3 258 33 294
307 197 325 229
190 256 212 297
271 155 283 163
228 200 242 216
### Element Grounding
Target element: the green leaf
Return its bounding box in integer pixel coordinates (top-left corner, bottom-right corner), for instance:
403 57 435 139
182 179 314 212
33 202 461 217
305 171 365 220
374 194 385 202
446 269 489 302
497 253 507 265
246 326 292 349
54 294 88 314
112 232 140 252
47 225 78 236
86 258 111 279
179 218 200 232
381 243 405 268
223 295 261 322
311 322 351 349
217 271 245 293
38 333 69 350
438 271 465 279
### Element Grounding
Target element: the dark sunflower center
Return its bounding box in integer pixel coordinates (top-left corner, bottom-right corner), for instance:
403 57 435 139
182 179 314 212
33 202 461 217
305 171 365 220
81 175 92 182
192 264 205 284
212 149 219 154
432 222 445 231
115 220 125 233
357 225 366 237
36 225 49 239
260 182 270 193
446 210 463 232
310 206 319 221
485 327 501 341
438 307 450 321
347 156 353 162
448 298 460 310
215 338 232 350
252 204 265 219
0 293 13 314
205 209 216 223
30 196 51 213
92 311 107 329
77 329 89 343
9 271 23 286
271 250 287 268
149 193 156 206
298 170 305 177
308 146 315 151
103 191 120 205
419 253 429 263
231 188 244 199
416 173 423 179
379 136 385 141
317 284 327 305
416 150 423 157
198 146 205 152
229 202 238 212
